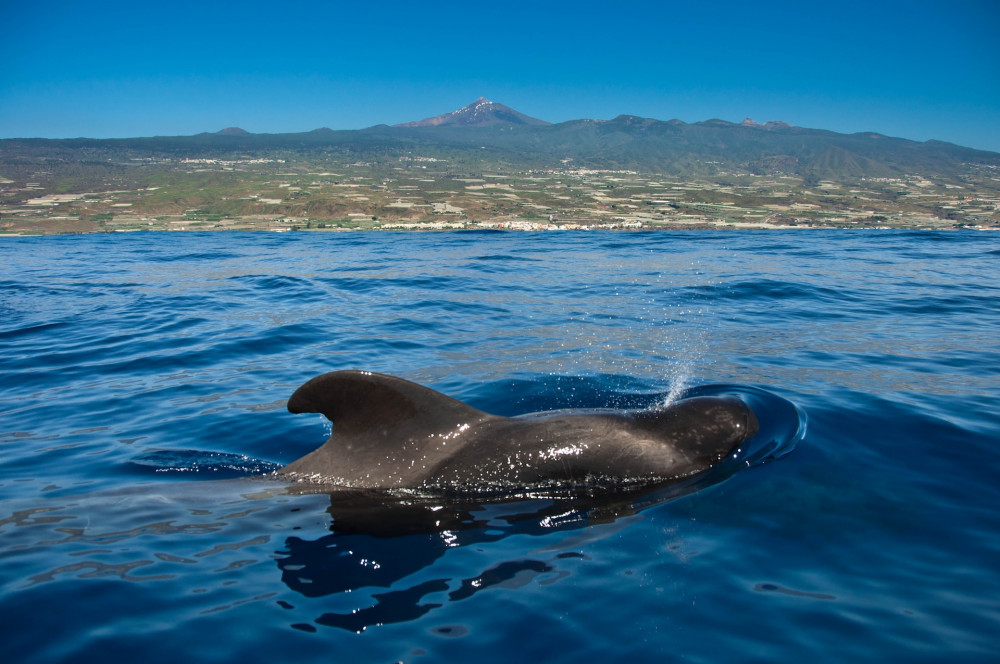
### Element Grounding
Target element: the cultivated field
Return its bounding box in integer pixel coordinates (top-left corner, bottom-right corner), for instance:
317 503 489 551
2 152 998 234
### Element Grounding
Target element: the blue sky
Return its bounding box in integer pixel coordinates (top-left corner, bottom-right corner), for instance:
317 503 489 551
2 0 998 151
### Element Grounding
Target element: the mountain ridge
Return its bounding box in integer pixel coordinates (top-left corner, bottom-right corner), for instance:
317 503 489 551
2 99 997 184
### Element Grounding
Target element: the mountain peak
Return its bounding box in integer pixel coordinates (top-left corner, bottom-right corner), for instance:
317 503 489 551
216 127 250 135
395 98 550 128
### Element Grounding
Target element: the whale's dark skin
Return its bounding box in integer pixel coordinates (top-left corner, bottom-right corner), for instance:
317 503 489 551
281 370 759 492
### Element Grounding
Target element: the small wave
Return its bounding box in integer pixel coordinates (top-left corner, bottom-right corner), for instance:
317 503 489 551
129 449 281 477
148 251 247 262
470 254 541 262
692 279 857 305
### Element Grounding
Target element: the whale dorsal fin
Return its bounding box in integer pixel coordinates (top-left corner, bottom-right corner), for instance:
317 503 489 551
287 370 492 438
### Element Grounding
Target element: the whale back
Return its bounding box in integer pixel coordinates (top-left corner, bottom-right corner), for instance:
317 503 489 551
431 396 758 488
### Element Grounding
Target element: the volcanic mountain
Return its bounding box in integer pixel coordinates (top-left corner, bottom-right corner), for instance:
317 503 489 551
395 97 550 128
4 99 998 185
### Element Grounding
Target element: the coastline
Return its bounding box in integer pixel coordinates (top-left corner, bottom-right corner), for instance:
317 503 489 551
2 222 994 236
3 163 997 235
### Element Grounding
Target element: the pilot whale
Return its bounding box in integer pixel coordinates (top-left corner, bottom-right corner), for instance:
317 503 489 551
280 371 759 492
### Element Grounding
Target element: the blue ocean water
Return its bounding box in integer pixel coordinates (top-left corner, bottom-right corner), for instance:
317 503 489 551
1 230 998 662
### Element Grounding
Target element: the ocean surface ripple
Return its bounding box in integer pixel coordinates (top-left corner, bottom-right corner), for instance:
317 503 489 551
1 230 998 662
